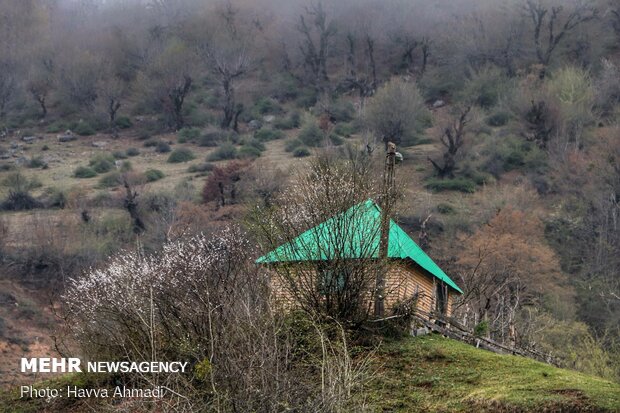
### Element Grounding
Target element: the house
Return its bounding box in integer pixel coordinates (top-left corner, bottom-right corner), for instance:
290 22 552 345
256 199 463 319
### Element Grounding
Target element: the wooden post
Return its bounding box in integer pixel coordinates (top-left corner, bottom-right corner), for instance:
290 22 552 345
375 142 396 318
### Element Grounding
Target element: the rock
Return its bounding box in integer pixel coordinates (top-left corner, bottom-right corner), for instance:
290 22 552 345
10 141 18 149
432 100 445 108
58 134 77 142
411 327 429 337
248 120 262 130
92 141 107 148
15 156 28 166
262 115 275 123
0 152 9 159
22 136 37 143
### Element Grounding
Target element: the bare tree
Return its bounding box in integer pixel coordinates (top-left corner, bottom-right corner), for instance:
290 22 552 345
428 106 472 178
524 0 598 74
98 66 129 137
297 2 336 96
339 32 377 105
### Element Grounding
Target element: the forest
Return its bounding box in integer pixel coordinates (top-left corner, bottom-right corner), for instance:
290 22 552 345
0 0 619 411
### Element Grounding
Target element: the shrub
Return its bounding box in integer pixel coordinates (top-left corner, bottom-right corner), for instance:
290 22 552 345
1 191 42 211
425 177 476 193
329 134 344 146
274 112 302 130
41 145 49 151
298 122 324 147
156 141 172 153
74 166 97 178
27 157 46 168
333 122 357 137
481 136 548 177
198 130 225 147
97 171 121 188
461 66 511 109
255 128 284 142
112 150 128 159
244 139 266 152
143 139 158 147
74 121 96 136
238 146 262 159
177 127 201 143
366 79 430 148
126 147 140 157
486 111 511 127
207 143 237 161
436 203 456 214
285 139 303 152
252 97 283 115
167 147 195 163
188 163 215 173
328 100 355 122
419 65 466 102
293 147 311 157
145 169 165 182
89 154 115 173
295 88 317 108
120 161 132 172
115 116 133 129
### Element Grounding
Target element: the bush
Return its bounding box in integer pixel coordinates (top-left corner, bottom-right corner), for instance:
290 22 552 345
244 139 266 152
366 79 430 148
74 121 96 136
89 154 115 173
143 139 158 147
238 145 262 159
188 163 215 173
298 122 324 147
112 150 128 159
328 100 355 122
333 122 357 137
481 136 548 177
252 97 283 115
126 147 140 157
74 166 97 178
436 203 456 214
198 130 225 147
486 111 511 127
329 134 344 146
156 141 172 153
255 128 284 142
167 147 195 163
27 157 46 168
97 171 121 188
419 65 466 102
115 116 133 129
177 127 201 143
145 169 165 182
461 66 512 109
425 177 476 193
285 139 303 152
1 191 42 211
274 112 301 130
207 143 237 161
293 147 311 157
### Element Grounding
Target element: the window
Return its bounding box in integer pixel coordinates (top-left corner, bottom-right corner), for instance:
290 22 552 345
317 264 347 295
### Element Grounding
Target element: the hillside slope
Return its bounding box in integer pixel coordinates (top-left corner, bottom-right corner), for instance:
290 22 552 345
2 334 618 412
366 334 620 412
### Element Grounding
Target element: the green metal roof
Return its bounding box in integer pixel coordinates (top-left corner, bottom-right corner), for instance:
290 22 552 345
256 199 463 294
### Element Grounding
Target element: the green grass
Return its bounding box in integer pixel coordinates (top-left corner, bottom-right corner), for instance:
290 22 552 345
365 334 620 412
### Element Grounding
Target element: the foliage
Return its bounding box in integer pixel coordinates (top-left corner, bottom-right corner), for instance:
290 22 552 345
425 177 476 193
88 154 115 174
155 141 172 153
167 147 195 163
114 116 133 129
285 139 303 152
97 171 121 188
73 166 97 178
144 168 165 182
460 66 512 109
255 128 284 142
73 120 96 136
365 79 430 148
125 147 140 157
293 147 311 157
298 122 324 147
177 127 201 143
203 161 248 205
207 142 238 161
486 111 511 127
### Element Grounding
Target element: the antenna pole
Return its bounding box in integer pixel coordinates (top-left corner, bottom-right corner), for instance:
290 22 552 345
375 142 396 318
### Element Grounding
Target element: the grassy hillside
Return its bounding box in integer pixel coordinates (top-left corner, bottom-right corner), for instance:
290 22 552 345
2 334 618 413
366 335 620 412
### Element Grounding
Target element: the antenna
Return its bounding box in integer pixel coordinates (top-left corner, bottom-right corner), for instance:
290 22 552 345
375 141 396 318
